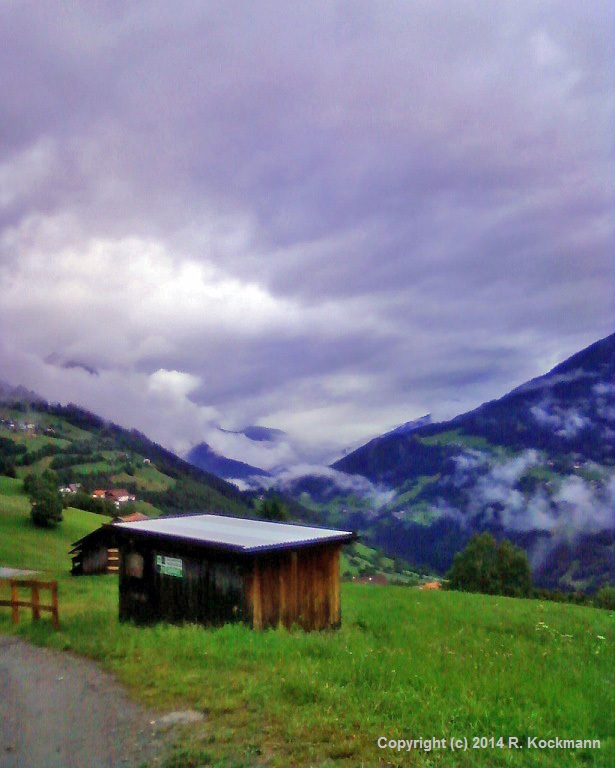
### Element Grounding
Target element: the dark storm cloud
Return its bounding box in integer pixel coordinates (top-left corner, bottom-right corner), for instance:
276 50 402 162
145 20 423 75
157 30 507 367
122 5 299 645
0 0 613 461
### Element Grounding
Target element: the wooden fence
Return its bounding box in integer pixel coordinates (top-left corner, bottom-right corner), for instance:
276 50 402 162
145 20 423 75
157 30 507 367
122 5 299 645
0 579 59 630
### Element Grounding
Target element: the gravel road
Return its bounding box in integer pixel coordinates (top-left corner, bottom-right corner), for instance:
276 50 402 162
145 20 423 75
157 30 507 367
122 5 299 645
0 636 173 768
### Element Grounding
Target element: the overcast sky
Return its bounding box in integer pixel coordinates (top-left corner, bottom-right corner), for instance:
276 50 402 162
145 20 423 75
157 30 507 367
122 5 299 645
0 1 613 469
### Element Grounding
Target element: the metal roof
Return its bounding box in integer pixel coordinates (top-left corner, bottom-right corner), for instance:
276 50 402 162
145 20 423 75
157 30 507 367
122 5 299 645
114 514 356 553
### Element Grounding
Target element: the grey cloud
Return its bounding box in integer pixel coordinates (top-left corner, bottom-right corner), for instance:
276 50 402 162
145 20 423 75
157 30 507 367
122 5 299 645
0 1 613 459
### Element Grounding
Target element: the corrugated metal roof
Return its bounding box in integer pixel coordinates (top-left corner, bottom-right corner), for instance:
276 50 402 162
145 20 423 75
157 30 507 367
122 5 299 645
114 514 356 553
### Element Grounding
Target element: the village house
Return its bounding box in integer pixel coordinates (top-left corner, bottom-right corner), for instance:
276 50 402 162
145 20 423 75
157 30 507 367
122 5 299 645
419 581 442 591
106 489 136 506
90 488 137 507
59 482 82 495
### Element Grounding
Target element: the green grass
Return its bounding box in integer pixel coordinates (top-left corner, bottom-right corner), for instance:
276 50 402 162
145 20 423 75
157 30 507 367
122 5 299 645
133 499 163 517
0 485 613 767
341 542 422 585
0 484 106 572
417 430 493 451
389 473 441 507
112 463 176 492
524 465 560 483
69 459 116 474
0 476 25 496
0 407 95 442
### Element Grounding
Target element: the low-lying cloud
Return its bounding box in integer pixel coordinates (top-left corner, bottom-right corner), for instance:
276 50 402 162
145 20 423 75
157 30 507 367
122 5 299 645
530 402 592 438
444 450 614 541
275 463 396 510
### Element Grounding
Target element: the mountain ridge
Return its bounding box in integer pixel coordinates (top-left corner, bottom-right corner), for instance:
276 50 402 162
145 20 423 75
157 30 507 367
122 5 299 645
304 332 615 591
185 441 270 480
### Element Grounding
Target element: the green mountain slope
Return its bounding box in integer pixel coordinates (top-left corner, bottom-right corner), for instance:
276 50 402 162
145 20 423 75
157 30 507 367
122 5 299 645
295 333 615 591
0 400 251 518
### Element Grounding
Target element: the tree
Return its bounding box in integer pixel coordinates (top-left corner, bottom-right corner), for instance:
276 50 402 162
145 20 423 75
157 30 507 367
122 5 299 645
259 497 290 522
595 585 615 611
495 538 533 597
446 533 531 597
26 469 63 528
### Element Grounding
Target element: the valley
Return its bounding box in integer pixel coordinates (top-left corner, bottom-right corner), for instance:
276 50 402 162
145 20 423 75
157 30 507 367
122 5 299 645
0 479 612 766
2 332 614 592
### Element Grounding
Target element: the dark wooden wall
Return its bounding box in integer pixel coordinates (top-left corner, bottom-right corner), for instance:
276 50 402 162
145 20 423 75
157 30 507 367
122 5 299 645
72 545 116 575
119 540 249 626
154 555 246 625
118 537 343 631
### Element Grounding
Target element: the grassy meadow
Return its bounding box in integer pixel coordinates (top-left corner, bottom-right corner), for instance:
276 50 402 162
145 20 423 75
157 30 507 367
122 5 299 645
0 476 613 767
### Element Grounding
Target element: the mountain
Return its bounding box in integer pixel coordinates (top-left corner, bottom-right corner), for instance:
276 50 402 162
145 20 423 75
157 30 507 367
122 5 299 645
298 333 615 591
185 442 270 480
0 398 252 518
3 333 613 591
0 379 46 404
334 334 614 481
382 414 433 438
218 425 286 443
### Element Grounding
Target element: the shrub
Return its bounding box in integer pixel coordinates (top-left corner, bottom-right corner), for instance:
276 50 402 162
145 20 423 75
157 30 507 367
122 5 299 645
259 497 290 522
595 585 615 611
446 533 532 598
25 469 63 528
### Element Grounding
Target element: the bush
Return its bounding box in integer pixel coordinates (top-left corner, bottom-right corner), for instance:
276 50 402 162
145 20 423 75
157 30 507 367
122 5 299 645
446 533 532 598
595 585 615 611
25 469 63 528
259 497 290 522
31 488 63 527
0 458 16 477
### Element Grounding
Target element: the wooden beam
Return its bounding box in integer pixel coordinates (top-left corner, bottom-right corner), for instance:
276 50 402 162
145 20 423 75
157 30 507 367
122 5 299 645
31 583 40 620
11 582 18 625
252 560 262 630
332 545 341 626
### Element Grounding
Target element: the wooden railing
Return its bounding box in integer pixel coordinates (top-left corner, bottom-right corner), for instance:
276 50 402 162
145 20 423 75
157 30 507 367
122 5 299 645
0 579 60 630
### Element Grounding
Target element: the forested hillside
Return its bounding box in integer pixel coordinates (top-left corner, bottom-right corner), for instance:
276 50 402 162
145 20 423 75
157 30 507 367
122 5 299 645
0 398 250 518
295 333 615 592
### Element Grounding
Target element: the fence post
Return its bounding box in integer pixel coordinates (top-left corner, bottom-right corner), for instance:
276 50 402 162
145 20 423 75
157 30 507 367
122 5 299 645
31 583 41 621
50 582 59 630
10 581 19 625
2 579 59 630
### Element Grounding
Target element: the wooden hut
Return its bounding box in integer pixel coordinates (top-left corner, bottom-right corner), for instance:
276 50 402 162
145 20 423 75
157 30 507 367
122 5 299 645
70 513 149 575
70 525 118 575
112 514 356 631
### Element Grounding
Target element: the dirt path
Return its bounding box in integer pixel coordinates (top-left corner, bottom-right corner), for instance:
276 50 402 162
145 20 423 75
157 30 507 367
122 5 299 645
0 636 174 768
